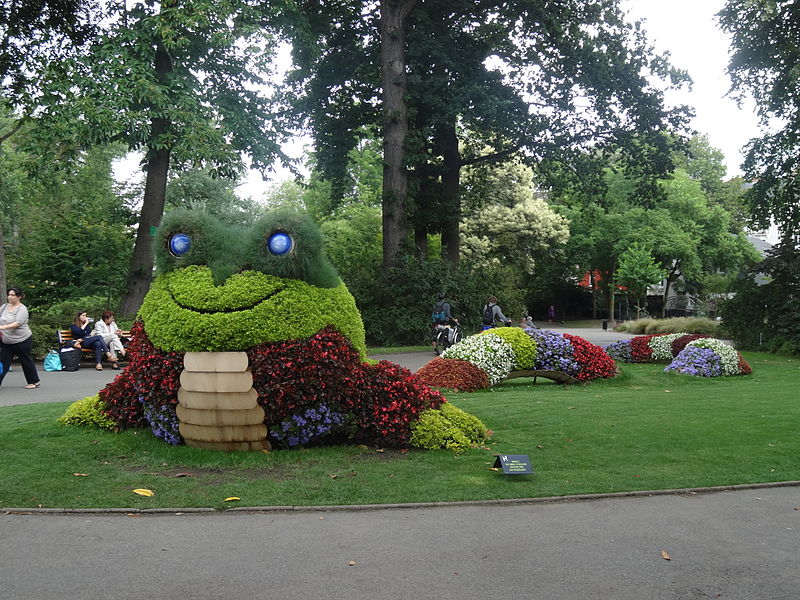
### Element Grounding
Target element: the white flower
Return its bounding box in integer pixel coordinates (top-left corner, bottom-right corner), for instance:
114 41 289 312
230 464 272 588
442 333 515 385
647 333 688 361
687 338 741 375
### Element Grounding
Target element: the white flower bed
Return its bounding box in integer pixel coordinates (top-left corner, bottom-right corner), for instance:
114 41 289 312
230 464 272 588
647 333 689 360
687 338 740 376
441 333 516 385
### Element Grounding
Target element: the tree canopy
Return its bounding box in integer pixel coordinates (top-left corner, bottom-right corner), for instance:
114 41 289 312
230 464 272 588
718 0 800 244
281 0 693 268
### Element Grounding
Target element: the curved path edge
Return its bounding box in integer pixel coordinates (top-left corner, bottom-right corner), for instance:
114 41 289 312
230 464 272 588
5 479 799 516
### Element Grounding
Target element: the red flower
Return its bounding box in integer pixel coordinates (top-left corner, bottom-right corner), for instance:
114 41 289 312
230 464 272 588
563 334 617 380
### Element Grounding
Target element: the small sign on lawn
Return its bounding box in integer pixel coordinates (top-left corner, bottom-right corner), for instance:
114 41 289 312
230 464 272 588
492 454 533 475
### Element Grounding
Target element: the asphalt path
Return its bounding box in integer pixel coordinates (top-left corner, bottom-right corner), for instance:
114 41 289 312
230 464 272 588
2 486 798 599
4 325 797 599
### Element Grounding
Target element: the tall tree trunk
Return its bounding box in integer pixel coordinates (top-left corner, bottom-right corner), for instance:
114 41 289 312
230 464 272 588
608 262 616 323
440 120 461 265
118 42 173 315
0 221 6 296
380 0 417 269
118 144 170 315
0 120 23 297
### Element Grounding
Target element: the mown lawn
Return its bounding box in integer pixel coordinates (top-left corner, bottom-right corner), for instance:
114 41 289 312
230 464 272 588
0 351 796 509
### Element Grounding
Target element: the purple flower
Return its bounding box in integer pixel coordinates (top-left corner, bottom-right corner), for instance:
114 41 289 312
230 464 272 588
139 398 183 445
271 402 345 448
526 329 580 375
665 347 723 377
604 340 634 363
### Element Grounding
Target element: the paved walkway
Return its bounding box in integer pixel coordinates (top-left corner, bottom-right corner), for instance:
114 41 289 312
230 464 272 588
2 486 798 599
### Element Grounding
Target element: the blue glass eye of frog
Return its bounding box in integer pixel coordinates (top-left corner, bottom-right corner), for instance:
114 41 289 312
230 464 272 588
168 233 191 257
268 231 293 256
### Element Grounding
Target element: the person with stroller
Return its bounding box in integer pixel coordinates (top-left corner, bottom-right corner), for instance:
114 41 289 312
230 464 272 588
481 295 512 330
431 292 460 354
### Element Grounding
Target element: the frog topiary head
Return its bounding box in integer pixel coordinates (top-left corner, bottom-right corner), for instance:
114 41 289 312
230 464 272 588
138 207 366 357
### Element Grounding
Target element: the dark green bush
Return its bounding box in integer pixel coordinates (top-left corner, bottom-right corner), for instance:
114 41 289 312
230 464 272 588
720 242 800 356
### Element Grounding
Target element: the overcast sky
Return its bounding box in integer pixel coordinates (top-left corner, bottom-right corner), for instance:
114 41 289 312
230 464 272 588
622 0 761 178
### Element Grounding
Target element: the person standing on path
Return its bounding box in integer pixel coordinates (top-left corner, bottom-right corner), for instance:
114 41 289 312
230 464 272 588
0 287 41 389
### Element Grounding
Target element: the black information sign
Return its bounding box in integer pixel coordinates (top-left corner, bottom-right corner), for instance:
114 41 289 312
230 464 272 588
493 454 533 475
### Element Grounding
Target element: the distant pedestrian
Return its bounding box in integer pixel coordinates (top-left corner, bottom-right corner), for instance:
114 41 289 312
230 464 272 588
0 287 41 389
548 304 557 324
481 296 512 330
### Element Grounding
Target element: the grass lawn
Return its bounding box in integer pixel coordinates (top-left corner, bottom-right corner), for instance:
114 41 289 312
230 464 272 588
0 351 797 510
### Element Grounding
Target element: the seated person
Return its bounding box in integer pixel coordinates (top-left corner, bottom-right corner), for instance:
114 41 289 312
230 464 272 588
70 311 117 370
91 310 127 363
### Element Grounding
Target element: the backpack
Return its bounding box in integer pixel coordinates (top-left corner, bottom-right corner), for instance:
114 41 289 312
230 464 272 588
432 300 447 323
60 347 81 372
43 350 63 372
482 304 495 325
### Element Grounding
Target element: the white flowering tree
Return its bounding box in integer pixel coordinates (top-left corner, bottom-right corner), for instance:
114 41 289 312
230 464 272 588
460 196 570 275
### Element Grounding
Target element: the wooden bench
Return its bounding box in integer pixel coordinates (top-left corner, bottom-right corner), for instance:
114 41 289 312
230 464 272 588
57 329 131 361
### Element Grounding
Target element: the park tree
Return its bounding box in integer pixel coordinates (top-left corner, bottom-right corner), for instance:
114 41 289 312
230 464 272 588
459 159 570 275
22 0 290 314
6 144 136 306
281 0 691 270
718 1 800 353
614 244 667 319
165 169 263 226
718 0 800 245
1 0 100 294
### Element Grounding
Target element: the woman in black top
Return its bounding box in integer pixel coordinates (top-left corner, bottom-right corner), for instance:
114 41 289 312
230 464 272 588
70 311 117 370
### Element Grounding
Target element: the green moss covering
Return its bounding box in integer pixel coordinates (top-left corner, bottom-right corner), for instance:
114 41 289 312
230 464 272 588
139 265 367 357
480 327 537 369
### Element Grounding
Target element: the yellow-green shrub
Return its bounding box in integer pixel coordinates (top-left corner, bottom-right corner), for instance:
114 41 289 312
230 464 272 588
410 403 488 454
58 395 117 430
479 327 537 369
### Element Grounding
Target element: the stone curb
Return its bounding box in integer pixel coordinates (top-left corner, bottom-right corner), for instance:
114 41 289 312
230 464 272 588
4 480 799 516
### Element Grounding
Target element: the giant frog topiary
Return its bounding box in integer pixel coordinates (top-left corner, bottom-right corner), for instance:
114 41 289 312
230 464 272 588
99 208 446 450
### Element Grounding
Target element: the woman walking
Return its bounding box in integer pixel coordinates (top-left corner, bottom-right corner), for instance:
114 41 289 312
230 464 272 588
0 287 41 389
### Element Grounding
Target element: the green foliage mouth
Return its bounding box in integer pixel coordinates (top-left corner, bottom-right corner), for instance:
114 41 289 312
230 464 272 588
169 286 285 314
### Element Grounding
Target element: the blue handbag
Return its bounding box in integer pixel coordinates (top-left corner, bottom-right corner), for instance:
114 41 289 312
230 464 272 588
43 350 63 372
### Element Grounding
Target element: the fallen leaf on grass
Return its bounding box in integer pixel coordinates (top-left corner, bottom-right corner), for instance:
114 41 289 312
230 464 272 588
329 473 338 479
132 488 154 497
224 497 240 502
72 473 90 477
660 550 671 561
172 472 194 478
664 390 671 393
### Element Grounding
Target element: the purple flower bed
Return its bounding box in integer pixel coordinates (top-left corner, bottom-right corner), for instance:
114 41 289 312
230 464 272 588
270 402 345 448
664 346 723 377
140 398 182 445
604 339 633 363
525 329 580 375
